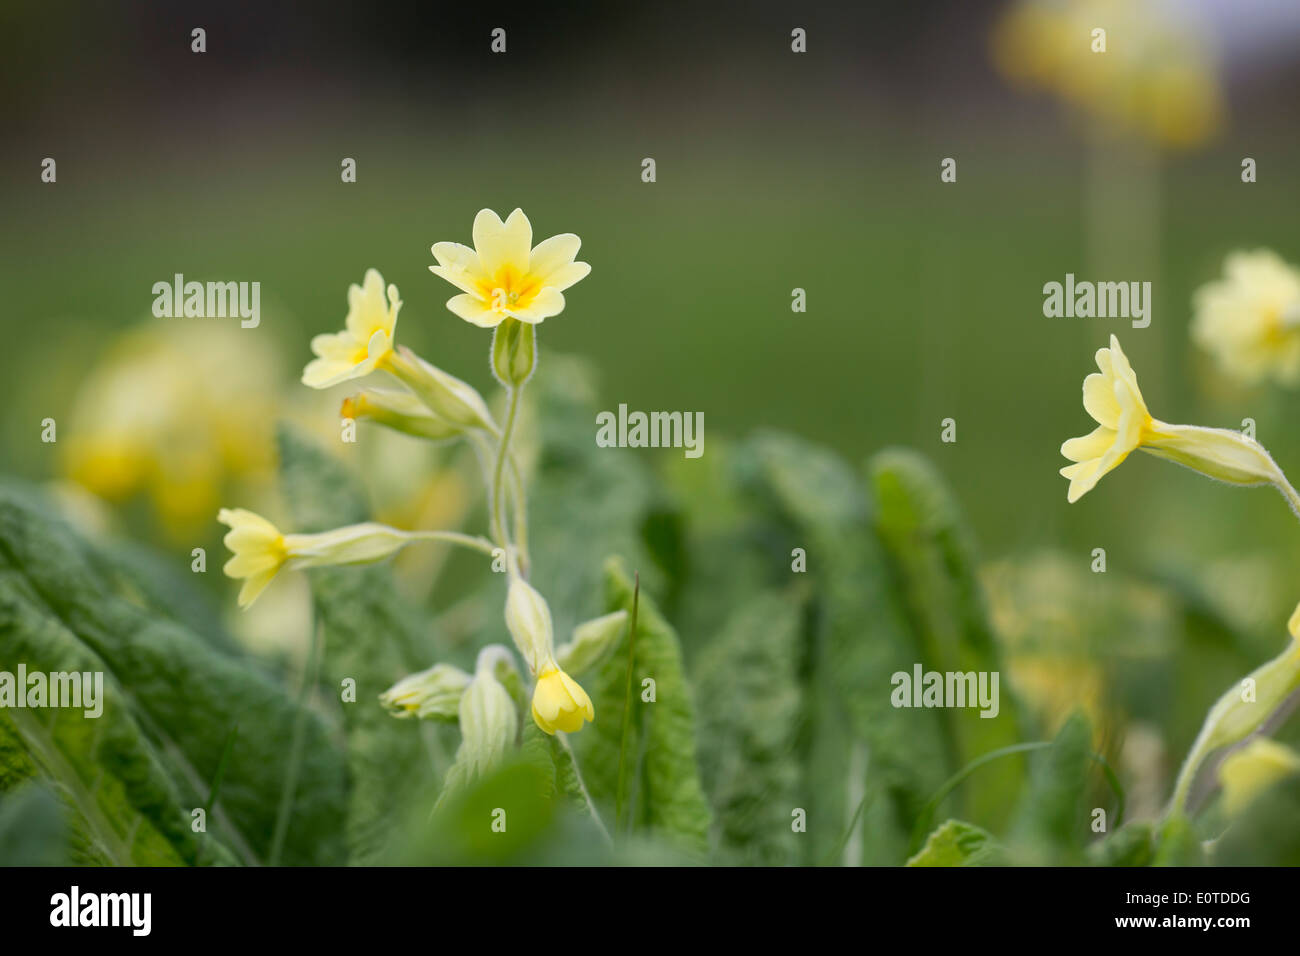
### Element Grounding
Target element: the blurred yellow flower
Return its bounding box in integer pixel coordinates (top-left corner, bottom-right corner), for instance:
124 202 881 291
991 0 1223 149
429 208 590 328
1191 250 1300 387
302 268 402 388
1218 737 1300 816
531 663 595 735
1062 336 1287 502
63 322 277 538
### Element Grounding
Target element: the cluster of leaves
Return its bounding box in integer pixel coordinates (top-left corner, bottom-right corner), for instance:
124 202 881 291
3 355 1299 865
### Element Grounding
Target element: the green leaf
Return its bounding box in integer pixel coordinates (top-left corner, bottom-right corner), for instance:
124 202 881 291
744 431 949 864
573 556 711 854
0 489 349 865
693 588 805 865
277 425 439 863
1089 822 1154 867
0 781 68 866
1009 712 1092 864
906 819 1003 867
867 448 1024 827
527 358 669 636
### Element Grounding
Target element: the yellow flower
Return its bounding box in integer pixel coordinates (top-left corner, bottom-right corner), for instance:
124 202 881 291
1059 335 1153 503
218 507 451 608
218 508 288 608
531 662 595 735
302 269 402 388
430 208 590 327
1218 738 1300 817
1061 335 1285 502
1191 250 1300 387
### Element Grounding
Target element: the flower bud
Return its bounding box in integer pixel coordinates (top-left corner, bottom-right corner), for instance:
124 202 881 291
1218 738 1300 817
503 575 554 674
386 345 498 433
438 648 520 799
556 610 628 675
380 663 471 720
455 650 520 774
341 388 462 441
1172 639 1300 810
491 318 537 387
531 664 595 735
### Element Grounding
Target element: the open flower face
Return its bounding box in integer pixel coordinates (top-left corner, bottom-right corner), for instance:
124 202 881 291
1191 250 1300 387
430 208 590 327
1060 336 1154 503
302 269 403 388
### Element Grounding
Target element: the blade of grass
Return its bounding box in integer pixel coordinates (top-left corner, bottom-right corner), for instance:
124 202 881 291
614 572 640 836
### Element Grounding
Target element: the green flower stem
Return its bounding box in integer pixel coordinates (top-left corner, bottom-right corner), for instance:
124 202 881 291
492 383 523 574
508 457 529 577
409 529 499 558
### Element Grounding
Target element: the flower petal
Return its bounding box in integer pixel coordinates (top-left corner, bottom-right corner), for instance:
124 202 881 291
1082 372 1121 428
1060 425 1113 463
447 293 502 328
528 234 581 279
474 208 532 277
508 287 565 323
430 242 489 295
541 260 591 293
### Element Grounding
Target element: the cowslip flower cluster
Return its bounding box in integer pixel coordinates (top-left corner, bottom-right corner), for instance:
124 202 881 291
991 0 1223 149
1191 249 1300 387
1060 335 1300 820
220 208 616 803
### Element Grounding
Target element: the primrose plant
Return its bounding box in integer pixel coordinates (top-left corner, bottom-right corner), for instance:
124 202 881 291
218 208 626 808
1061 335 1300 819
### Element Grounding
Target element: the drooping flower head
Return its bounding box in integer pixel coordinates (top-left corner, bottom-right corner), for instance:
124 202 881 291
1060 335 1154 503
502 574 595 734
1191 250 1300 387
218 507 448 609
531 665 595 735
303 268 403 388
1061 336 1287 504
218 508 289 608
430 208 590 328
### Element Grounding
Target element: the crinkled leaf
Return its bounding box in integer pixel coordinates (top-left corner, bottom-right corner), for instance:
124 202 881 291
278 425 439 863
906 818 1003 867
0 489 347 865
694 588 805 865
